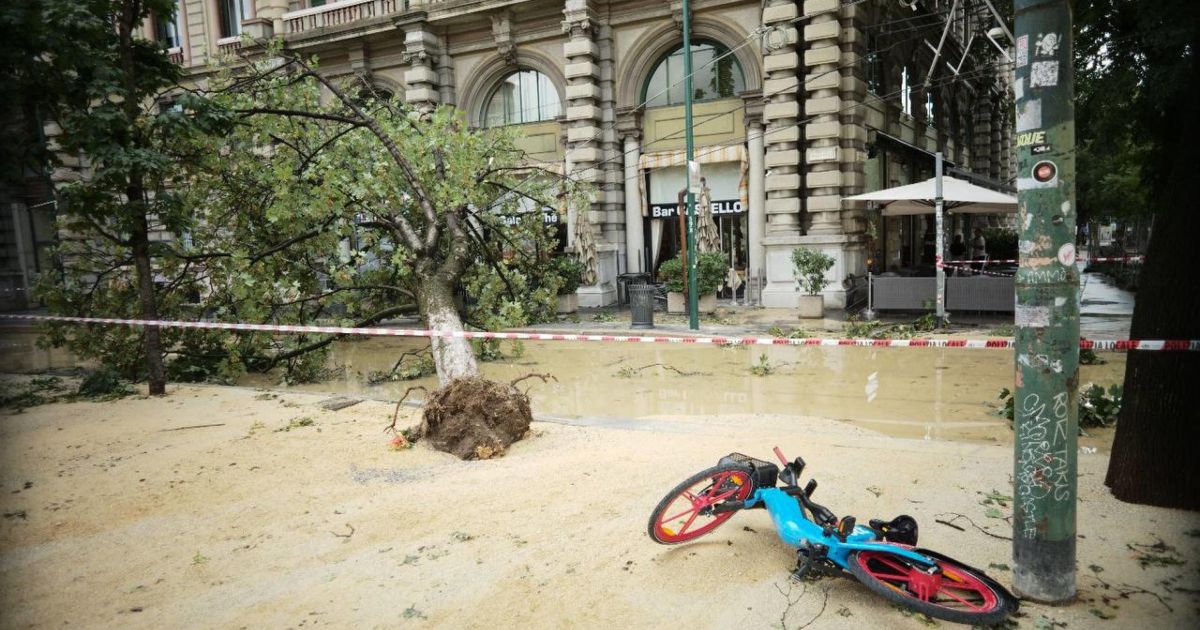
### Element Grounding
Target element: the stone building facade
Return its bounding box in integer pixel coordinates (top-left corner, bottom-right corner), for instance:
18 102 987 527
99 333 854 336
150 0 1013 308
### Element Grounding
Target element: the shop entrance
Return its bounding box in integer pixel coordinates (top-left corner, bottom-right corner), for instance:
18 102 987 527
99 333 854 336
643 161 747 298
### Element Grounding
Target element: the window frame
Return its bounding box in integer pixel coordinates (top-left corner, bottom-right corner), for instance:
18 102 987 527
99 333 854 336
482 69 563 128
640 40 746 108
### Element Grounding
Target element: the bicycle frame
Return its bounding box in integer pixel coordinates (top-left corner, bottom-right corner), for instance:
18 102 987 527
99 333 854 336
743 487 938 569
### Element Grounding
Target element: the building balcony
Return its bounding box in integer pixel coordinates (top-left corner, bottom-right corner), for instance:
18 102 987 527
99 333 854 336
167 46 184 65
280 0 532 38
282 0 407 36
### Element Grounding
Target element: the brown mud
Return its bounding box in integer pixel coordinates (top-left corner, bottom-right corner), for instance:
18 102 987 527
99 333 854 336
419 376 534 459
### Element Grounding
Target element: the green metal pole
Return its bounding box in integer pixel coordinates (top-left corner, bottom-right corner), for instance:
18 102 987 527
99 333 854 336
682 0 699 330
1012 0 1078 602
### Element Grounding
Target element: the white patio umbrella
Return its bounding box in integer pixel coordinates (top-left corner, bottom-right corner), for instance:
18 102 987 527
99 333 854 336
844 155 1017 324
844 175 1018 216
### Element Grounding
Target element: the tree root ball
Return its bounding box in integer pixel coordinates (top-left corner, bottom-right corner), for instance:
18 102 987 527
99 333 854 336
419 377 533 460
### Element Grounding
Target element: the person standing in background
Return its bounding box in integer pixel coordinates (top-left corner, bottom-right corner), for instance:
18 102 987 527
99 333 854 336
970 228 987 270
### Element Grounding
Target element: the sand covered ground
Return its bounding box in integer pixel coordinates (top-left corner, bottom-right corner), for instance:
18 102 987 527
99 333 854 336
1 381 1197 629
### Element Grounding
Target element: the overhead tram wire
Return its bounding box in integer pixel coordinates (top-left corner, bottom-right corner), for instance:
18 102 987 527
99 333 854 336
504 0 883 167
557 31 1009 187
503 0 995 201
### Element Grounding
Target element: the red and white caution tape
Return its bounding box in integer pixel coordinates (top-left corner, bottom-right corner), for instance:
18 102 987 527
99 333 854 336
2 313 1197 352
940 254 1144 266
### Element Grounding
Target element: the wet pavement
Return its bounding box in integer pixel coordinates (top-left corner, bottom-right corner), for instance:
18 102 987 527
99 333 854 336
1079 271 1136 338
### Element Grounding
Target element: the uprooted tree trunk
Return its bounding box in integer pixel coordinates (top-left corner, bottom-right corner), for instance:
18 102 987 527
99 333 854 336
419 275 477 386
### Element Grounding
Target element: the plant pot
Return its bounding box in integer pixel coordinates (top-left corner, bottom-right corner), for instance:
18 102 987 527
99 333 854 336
556 293 578 314
667 291 685 314
797 294 824 319
668 292 718 314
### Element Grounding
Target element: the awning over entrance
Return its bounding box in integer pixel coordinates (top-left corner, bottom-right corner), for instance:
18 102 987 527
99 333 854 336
637 144 748 218
844 176 1018 216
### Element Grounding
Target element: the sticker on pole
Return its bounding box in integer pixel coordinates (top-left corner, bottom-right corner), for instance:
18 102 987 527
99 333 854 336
1018 160 1059 191
688 160 702 193
1033 161 1057 183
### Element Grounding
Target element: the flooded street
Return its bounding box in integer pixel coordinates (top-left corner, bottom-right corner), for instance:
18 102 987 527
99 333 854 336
1 270 1134 445
252 335 1126 444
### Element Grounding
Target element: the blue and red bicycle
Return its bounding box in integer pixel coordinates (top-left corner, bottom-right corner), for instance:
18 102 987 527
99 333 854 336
647 448 1018 626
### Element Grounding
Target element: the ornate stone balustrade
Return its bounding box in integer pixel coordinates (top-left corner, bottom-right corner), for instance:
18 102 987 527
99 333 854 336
282 0 403 35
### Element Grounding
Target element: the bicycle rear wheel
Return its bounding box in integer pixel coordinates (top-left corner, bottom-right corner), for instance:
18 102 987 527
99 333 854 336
647 464 754 544
847 548 1017 626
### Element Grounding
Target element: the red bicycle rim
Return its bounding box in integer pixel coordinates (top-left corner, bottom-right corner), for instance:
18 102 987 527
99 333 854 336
653 470 751 543
854 551 1000 612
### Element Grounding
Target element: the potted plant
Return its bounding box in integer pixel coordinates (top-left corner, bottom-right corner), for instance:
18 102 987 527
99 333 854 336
549 255 585 314
791 247 834 318
657 252 728 314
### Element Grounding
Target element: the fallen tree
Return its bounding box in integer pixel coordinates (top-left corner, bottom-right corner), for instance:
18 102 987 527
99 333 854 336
192 47 588 456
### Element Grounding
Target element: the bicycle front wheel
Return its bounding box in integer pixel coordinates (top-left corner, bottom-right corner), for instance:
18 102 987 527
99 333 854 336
647 464 754 544
847 549 1017 626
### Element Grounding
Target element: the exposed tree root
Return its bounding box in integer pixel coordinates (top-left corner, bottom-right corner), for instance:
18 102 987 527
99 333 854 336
383 373 555 459
419 376 536 460
386 386 428 433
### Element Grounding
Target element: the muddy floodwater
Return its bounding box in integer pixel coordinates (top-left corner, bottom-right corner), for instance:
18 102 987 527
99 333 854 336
0 323 1127 445
243 335 1126 444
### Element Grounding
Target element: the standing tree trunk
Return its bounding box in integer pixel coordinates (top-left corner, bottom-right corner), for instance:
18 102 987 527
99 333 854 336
118 1 166 395
130 214 166 395
1103 203 1200 510
1104 39 1200 509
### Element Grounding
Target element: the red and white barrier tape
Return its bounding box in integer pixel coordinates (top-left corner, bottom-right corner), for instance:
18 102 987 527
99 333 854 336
940 255 1144 266
2 313 1197 352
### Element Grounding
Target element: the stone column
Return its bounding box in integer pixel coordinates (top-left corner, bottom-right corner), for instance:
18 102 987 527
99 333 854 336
759 0 804 308
437 46 456 107
402 22 440 113
791 0 863 309
562 0 614 305
802 0 842 236
747 118 766 288
990 94 1003 181
622 131 644 273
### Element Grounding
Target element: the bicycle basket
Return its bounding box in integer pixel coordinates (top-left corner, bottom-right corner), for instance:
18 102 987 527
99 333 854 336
717 452 779 488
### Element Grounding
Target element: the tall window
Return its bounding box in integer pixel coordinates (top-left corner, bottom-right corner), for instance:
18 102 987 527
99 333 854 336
156 1 182 48
925 92 935 126
642 41 745 108
483 70 561 127
901 66 913 115
864 34 884 95
218 0 250 38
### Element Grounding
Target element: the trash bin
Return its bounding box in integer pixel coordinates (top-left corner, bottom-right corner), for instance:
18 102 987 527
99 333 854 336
617 272 652 304
629 283 655 330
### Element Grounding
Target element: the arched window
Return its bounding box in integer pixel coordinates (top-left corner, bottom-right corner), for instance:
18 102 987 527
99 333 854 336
484 70 562 127
642 41 745 108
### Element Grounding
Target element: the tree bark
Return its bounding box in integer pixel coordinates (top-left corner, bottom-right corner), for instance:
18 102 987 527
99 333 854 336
418 277 478 386
1104 34 1200 509
1103 203 1200 510
130 216 166 395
